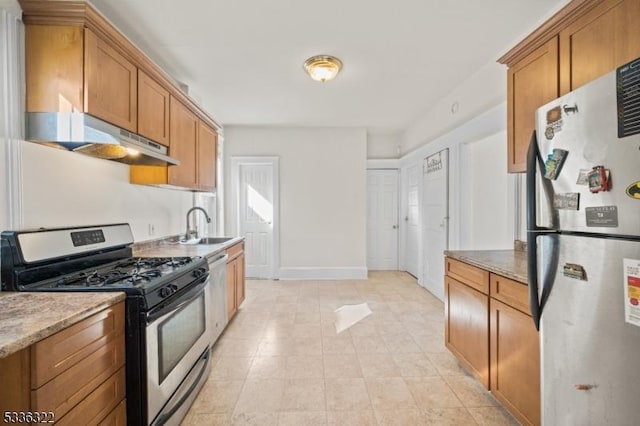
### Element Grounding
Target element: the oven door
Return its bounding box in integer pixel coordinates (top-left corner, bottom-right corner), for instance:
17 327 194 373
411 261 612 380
145 275 212 424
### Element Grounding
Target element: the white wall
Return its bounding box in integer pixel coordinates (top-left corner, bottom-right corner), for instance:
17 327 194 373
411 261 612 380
367 131 400 159
459 130 514 250
19 142 194 240
401 62 506 155
224 126 367 279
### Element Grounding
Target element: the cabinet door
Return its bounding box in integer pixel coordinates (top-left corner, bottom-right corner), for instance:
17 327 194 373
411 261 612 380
197 122 217 191
236 253 245 308
138 70 169 146
507 37 559 173
25 25 83 112
444 276 489 387
226 260 237 320
559 0 640 94
168 97 198 188
84 29 137 131
490 298 540 426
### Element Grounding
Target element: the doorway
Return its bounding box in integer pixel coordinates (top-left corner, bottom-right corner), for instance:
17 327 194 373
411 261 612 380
231 157 279 279
422 149 449 301
367 169 399 270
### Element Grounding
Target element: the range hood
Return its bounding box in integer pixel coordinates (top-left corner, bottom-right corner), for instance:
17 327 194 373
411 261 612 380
25 112 180 166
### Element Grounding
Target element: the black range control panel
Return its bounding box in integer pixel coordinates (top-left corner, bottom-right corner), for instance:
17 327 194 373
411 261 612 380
70 229 106 247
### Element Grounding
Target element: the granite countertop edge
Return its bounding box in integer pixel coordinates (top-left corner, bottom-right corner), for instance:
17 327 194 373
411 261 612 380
0 291 125 359
444 249 528 284
133 236 245 259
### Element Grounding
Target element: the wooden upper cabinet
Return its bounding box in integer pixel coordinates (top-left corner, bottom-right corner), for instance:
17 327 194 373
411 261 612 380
21 1 222 191
168 97 198 188
500 0 640 173
559 0 640 94
138 70 170 146
507 37 559 173
84 28 137 132
25 25 84 112
197 122 217 191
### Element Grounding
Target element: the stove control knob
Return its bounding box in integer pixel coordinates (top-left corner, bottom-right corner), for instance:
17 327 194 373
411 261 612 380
159 286 173 298
193 268 206 278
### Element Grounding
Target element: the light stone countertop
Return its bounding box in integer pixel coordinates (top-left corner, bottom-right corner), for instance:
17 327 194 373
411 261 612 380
0 291 125 358
444 249 528 283
133 236 244 260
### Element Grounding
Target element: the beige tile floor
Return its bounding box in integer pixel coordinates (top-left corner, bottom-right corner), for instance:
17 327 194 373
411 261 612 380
182 271 519 425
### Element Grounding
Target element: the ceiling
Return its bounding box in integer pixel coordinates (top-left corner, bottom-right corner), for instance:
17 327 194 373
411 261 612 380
90 0 564 134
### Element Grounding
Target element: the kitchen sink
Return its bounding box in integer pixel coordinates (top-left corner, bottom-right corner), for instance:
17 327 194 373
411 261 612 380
197 237 234 245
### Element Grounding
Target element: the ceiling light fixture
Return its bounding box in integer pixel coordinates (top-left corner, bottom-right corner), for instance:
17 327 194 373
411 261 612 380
303 55 343 82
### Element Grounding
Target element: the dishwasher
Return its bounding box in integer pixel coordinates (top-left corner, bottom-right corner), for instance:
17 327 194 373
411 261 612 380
207 253 229 345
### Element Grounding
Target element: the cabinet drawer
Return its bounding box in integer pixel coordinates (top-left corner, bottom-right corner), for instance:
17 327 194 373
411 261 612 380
31 329 125 418
445 258 489 294
98 399 126 426
55 367 126 426
31 302 124 388
490 274 530 315
227 241 244 260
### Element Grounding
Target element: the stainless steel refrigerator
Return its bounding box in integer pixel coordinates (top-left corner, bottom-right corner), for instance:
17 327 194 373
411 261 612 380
527 57 640 425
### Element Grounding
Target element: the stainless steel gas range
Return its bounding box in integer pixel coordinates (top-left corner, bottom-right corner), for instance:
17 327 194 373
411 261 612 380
1 223 218 425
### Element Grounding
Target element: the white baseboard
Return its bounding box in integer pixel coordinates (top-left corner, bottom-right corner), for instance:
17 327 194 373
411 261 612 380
278 267 368 280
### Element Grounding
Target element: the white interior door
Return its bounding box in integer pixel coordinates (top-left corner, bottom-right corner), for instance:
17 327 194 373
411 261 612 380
404 164 420 277
234 158 279 279
367 169 399 270
422 149 449 301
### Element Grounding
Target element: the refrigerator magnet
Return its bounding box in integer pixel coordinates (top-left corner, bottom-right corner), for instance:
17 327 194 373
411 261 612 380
587 166 611 193
626 181 640 199
585 206 619 227
553 193 580 210
623 259 640 327
544 148 569 180
544 106 563 140
576 169 591 185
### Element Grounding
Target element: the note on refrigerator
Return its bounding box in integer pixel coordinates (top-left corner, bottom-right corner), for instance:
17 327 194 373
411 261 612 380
624 258 640 327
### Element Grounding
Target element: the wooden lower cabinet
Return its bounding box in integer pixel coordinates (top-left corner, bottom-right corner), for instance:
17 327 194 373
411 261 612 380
444 276 489 387
444 257 540 426
490 298 540 426
226 242 246 320
0 301 126 425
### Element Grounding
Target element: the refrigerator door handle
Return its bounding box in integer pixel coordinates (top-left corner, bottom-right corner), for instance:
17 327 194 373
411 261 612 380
526 130 558 330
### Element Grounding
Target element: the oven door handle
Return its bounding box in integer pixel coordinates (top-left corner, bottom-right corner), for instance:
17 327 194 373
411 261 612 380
146 274 209 324
151 348 211 426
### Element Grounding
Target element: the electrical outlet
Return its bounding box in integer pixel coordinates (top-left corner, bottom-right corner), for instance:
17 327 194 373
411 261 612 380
148 223 156 236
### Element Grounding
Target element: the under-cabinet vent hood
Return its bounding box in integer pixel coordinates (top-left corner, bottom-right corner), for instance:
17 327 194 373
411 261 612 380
25 112 180 166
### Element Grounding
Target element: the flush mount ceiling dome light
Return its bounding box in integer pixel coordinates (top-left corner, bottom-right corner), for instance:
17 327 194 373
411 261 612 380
303 55 343 82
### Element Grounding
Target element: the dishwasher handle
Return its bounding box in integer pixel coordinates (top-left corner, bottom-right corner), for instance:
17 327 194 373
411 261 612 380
208 253 228 269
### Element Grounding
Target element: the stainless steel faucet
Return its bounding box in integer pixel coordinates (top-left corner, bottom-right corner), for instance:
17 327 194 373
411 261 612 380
185 207 211 240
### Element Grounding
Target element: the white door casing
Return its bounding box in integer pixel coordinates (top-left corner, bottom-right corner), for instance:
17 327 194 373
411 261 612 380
367 169 399 270
403 163 420 277
422 149 449 301
231 157 279 279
